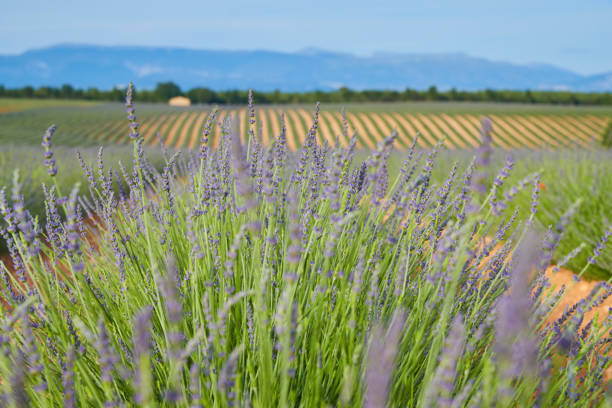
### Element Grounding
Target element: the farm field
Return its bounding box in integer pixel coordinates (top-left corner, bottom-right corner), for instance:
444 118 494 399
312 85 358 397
1 98 611 149
2 89 612 406
0 97 99 114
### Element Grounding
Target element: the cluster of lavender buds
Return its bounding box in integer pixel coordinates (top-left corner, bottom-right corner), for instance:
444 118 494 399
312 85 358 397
41 125 58 176
125 81 140 140
489 154 514 214
588 224 612 265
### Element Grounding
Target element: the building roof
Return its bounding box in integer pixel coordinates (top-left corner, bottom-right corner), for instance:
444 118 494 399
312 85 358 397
168 96 191 106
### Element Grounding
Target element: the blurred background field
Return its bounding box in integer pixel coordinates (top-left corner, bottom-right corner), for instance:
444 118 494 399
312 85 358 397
0 97 100 114
1 97 610 150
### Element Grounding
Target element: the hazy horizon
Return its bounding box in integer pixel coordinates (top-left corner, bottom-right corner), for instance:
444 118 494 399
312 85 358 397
3 42 609 77
1 0 611 76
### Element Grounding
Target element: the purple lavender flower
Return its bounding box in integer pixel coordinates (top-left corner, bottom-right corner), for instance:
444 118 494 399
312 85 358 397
132 306 153 404
323 151 343 210
0 187 16 233
95 320 119 384
125 82 140 140
424 314 465 406
200 107 218 162
489 155 514 215
219 347 242 407
364 309 406 408
11 171 41 257
65 312 85 355
453 157 476 219
64 186 84 272
286 188 302 266
230 115 258 213
248 89 256 126
41 124 58 177
274 113 288 168
158 256 185 367
528 175 541 225
76 150 99 192
502 172 541 210
588 224 612 265
20 309 46 391
190 362 202 408
63 346 76 408
262 148 276 204
494 230 541 394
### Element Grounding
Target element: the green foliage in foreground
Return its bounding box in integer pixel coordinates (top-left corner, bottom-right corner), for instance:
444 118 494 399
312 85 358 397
0 89 611 407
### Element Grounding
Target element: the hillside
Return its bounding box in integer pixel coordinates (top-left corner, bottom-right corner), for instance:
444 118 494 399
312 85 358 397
1 44 611 92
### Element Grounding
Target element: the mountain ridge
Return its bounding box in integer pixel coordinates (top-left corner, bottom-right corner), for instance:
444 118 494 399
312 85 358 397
0 44 609 92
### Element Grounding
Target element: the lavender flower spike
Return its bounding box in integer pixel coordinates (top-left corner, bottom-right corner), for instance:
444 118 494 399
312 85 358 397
63 346 76 408
364 309 406 408
41 124 58 177
494 230 540 397
588 224 612 265
133 306 153 405
424 314 466 407
125 82 140 140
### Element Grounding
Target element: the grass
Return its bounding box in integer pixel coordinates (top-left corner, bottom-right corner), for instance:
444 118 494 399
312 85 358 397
0 87 611 406
0 98 99 114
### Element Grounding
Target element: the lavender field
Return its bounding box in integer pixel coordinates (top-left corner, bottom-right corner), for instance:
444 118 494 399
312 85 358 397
0 84 611 407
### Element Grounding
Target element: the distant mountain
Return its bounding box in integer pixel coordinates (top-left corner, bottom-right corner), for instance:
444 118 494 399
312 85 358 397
0 44 610 92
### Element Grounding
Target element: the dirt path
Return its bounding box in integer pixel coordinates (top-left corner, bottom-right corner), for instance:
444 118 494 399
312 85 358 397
561 116 601 144
238 109 247 144
173 111 200 149
258 109 270 147
512 115 562 148
187 111 209 150
369 113 393 138
524 116 584 149
276 109 297 151
286 109 306 150
321 111 347 148
345 112 373 149
489 115 542 148
163 111 189 147
267 109 281 143
439 114 480 148
403 114 438 147
427 114 468 149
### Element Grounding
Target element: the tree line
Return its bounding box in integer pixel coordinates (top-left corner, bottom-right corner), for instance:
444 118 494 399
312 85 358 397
1 82 612 105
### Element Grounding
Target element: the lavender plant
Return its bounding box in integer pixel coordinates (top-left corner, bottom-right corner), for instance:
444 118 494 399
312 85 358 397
0 87 610 408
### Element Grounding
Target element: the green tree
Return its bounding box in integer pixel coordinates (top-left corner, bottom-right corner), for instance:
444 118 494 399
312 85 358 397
187 88 215 104
154 82 182 101
426 86 438 101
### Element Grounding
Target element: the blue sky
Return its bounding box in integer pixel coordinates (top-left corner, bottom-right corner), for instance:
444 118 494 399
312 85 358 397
1 0 611 75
